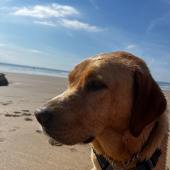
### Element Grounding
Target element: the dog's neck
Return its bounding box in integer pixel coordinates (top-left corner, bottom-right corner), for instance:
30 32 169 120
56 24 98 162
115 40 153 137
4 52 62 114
92 114 168 170
109 123 160 170
93 148 162 170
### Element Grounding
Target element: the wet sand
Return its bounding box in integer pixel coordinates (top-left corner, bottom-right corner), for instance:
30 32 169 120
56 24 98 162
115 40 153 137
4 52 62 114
0 72 169 170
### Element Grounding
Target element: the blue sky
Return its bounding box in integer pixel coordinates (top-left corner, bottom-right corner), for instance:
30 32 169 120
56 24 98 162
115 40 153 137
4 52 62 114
0 0 170 81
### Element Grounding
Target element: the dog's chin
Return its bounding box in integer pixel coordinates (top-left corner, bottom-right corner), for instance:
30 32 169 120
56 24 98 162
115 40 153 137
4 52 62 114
48 136 95 146
43 127 95 145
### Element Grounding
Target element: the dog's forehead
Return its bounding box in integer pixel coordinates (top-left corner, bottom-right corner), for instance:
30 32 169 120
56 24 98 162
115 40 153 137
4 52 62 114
72 56 108 74
69 57 107 84
69 51 146 84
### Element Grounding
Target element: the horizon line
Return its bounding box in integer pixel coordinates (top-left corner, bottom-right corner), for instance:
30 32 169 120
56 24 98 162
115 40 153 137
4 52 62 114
0 62 69 73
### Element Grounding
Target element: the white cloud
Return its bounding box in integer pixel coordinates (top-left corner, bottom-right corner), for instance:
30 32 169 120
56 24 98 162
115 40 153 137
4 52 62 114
33 20 56 27
27 49 42 54
33 19 102 32
126 44 137 50
11 3 103 32
13 3 79 18
60 19 102 32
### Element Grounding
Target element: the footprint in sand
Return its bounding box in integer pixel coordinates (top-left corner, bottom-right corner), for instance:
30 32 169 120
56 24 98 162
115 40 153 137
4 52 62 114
69 148 77 152
5 109 33 119
22 109 30 112
5 110 32 118
22 113 32 116
9 128 17 132
12 114 21 117
0 138 5 142
21 110 32 116
0 101 12 106
13 111 21 114
5 113 13 117
5 113 21 117
24 117 33 121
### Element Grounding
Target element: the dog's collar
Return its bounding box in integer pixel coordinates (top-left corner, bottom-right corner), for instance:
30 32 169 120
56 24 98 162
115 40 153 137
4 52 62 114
93 148 161 170
93 122 161 170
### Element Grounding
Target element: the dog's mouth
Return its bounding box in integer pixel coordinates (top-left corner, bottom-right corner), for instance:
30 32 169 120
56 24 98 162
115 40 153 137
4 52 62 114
83 136 95 144
43 126 95 145
47 136 95 146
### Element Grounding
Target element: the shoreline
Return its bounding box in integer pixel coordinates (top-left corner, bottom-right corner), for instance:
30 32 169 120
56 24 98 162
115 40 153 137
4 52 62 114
1 70 68 78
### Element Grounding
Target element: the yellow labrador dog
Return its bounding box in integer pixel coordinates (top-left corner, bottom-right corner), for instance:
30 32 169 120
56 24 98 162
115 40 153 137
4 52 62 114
35 51 168 170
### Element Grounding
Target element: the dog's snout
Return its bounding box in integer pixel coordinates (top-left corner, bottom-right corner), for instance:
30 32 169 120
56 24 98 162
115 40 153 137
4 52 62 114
35 107 52 126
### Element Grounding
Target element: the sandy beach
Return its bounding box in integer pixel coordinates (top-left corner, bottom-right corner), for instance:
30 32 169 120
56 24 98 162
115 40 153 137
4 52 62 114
0 72 169 170
0 72 91 170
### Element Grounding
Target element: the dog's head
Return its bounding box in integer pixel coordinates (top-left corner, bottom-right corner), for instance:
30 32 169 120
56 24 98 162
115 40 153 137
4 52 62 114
35 51 166 145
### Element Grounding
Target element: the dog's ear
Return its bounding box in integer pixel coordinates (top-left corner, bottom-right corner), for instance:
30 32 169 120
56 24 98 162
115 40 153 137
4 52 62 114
129 69 167 137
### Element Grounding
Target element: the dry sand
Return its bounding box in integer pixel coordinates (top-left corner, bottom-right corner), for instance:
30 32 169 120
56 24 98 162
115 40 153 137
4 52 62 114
0 72 169 170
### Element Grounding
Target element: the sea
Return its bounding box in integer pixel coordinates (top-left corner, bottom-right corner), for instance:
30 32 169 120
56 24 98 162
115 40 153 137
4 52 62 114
0 62 68 78
0 62 170 91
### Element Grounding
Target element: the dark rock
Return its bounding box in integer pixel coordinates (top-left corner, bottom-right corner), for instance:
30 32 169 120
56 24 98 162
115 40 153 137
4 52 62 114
0 73 8 86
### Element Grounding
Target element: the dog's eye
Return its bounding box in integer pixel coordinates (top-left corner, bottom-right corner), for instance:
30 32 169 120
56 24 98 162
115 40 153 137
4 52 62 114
85 80 107 92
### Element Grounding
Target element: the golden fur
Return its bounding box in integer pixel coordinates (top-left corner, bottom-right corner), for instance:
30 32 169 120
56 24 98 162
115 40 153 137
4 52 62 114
36 51 168 170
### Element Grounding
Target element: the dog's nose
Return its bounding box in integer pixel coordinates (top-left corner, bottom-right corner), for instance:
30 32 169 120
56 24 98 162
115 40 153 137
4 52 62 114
34 107 52 126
